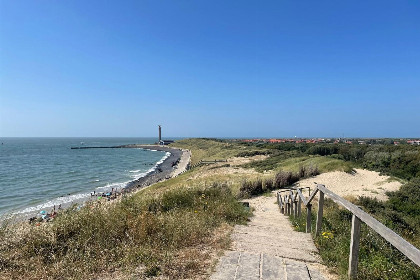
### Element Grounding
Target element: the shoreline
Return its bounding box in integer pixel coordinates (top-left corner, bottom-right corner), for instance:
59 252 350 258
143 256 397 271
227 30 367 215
5 144 190 222
123 144 188 190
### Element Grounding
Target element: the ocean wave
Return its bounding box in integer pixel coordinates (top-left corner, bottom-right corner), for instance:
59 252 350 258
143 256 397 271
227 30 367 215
156 152 171 165
95 181 130 190
13 150 172 216
16 193 91 214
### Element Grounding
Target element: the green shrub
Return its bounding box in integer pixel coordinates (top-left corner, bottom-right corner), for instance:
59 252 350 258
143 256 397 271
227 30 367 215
288 189 420 279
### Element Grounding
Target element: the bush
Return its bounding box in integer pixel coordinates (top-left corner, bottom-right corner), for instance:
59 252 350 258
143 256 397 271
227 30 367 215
239 165 319 198
238 179 263 198
289 184 420 279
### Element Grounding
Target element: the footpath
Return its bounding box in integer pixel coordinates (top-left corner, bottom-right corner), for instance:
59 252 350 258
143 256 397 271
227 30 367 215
211 193 333 280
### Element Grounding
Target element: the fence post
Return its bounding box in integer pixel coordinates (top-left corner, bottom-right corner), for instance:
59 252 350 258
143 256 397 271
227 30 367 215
348 215 361 279
279 194 284 214
298 196 302 217
294 199 298 217
290 197 294 216
315 191 324 236
306 204 312 233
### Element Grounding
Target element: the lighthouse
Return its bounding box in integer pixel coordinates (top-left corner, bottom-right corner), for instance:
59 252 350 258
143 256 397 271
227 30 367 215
158 125 162 142
157 125 174 145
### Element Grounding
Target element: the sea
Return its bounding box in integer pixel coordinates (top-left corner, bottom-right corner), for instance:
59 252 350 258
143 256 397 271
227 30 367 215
0 137 172 219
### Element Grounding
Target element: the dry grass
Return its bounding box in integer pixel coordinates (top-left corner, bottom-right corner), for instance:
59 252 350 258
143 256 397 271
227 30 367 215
171 139 256 165
0 184 250 280
238 165 320 198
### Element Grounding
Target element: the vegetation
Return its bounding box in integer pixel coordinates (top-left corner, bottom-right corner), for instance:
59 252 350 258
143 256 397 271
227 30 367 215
0 183 250 279
242 149 354 173
2 138 419 279
248 142 420 180
289 180 420 279
171 138 257 165
242 140 420 278
239 165 319 198
243 142 420 180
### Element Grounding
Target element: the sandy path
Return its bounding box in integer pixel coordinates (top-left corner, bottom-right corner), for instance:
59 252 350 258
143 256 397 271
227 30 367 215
211 192 335 280
171 149 191 177
298 168 402 201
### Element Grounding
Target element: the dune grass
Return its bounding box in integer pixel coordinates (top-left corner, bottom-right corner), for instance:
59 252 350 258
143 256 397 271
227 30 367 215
244 154 354 174
171 138 256 165
0 183 250 280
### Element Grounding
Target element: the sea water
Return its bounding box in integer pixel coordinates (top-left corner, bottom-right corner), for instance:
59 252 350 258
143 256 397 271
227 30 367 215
0 137 169 218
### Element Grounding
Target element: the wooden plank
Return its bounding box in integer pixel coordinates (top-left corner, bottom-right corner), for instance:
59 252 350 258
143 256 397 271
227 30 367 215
318 184 420 268
307 188 319 205
306 204 312 233
290 196 294 216
348 215 361 279
296 188 308 206
315 191 324 236
298 196 302 217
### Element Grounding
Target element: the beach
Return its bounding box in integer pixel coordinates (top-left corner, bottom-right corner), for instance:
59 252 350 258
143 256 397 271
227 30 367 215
123 145 190 189
57 145 191 214
5 143 190 222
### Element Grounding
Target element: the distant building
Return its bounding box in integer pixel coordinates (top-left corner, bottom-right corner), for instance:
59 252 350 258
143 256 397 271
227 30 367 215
157 125 174 145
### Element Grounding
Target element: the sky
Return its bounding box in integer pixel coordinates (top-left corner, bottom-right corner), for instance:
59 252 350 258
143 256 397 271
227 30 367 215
1 1 420 138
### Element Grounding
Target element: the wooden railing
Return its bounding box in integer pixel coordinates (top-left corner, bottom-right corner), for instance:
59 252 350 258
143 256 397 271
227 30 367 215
277 184 420 279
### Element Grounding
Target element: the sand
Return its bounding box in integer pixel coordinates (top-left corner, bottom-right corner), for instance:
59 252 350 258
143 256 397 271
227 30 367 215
124 145 186 189
189 155 268 179
298 168 402 201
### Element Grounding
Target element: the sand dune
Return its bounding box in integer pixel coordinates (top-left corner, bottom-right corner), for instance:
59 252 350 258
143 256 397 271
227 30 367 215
298 168 402 201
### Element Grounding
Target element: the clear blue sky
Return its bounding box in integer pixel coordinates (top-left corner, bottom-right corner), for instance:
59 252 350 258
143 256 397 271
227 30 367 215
1 1 419 138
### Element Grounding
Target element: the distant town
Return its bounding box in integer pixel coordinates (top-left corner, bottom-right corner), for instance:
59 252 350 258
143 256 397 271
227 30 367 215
238 138 420 145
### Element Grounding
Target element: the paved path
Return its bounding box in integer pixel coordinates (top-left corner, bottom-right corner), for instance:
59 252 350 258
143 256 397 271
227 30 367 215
170 149 191 177
211 193 332 280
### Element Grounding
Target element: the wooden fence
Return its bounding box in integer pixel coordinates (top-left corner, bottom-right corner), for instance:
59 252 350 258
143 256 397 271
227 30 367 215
277 184 420 279
188 159 228 169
